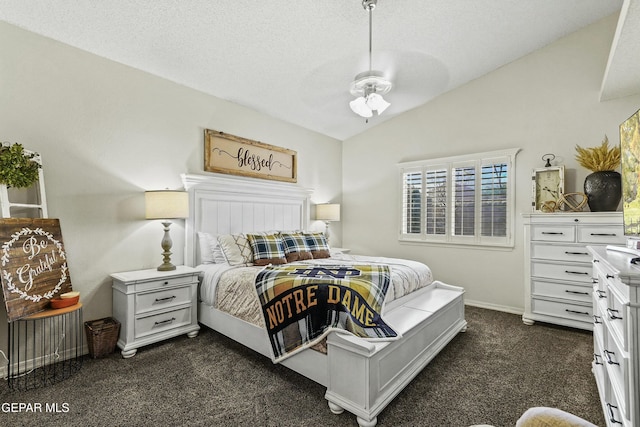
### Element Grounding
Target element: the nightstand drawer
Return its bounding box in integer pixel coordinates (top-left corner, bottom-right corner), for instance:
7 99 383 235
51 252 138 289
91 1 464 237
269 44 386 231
606 286 628 351
135 307 192 340
531 225 575 242
604 328 629 420
531 262 592 283
135 275 196 293
136 286 191 315
531 243 590 262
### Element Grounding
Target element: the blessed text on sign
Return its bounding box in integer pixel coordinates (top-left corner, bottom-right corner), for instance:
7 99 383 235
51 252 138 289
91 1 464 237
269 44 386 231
204 129 297 183
0 218 73 321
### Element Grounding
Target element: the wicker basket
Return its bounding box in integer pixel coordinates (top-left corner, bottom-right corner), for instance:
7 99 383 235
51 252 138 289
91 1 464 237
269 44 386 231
84 317 120 358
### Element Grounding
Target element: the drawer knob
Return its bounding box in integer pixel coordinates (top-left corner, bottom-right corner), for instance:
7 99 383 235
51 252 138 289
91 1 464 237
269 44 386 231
606 403 622 425
564 270 589 276
593 353 603 365
607 308 622 320
603 350 620 366
565 309 589 316
565 290 589 296
154 317 176 327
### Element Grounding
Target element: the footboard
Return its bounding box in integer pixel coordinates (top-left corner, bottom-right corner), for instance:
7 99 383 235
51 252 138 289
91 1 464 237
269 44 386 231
324 281 466 427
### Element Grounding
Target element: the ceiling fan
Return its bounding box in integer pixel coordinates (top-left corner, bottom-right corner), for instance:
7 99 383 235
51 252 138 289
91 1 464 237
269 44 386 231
349 0 392 119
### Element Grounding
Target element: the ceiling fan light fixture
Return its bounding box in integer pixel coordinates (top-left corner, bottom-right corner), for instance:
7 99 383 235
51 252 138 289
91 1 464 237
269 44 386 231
350 0 392 119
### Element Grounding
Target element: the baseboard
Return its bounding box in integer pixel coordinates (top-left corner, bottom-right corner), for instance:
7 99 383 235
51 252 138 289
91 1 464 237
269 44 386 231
464 299 523 316
0 344 88 382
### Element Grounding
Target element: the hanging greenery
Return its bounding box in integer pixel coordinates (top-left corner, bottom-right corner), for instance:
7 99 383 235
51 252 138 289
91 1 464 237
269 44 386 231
0 143 41 188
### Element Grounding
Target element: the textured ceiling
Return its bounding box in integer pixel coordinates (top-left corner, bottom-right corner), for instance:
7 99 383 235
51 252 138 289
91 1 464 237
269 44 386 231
0 0 633 140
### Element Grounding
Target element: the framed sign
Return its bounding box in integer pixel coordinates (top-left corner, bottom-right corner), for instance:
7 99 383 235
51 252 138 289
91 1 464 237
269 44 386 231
0 218 73 321
204 129 297 183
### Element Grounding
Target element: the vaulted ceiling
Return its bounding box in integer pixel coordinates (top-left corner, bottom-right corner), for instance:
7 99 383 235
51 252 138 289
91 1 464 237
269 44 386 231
1 0 637 140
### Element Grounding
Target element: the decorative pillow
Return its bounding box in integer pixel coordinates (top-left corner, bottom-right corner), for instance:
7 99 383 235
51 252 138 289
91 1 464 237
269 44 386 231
304 232 330 259
197 232 215 264
280 232 313 262
247 233 287 266
217 234 253 266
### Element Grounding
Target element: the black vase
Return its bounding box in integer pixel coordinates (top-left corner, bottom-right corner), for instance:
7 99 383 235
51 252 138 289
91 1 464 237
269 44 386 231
584 171 621 212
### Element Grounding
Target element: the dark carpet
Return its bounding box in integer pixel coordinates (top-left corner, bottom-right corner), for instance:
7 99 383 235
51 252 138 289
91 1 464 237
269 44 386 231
0 306 604 427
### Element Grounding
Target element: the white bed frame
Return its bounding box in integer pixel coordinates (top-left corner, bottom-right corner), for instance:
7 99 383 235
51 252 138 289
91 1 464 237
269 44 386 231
182 173 467 427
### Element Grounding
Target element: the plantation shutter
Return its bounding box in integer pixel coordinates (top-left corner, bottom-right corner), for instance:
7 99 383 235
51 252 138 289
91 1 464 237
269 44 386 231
425 167 448 237
452 164 475 237
401 170 422 235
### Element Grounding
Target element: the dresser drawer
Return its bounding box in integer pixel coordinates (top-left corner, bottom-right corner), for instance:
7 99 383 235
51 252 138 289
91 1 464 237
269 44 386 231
531 225 575 242
593 331 607 393
531 262 592 283
531 243 591 263
135 307 192 340
136 285 192 315
578 225 624 244
606 286 629 351
135 275 196 293
531 280 591 303
604 328 630 421
531 298 592 323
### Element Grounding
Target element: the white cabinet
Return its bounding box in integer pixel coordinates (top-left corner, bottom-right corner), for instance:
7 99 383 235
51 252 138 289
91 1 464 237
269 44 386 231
523 212 624 330
588 246 640 427
111 266 200 358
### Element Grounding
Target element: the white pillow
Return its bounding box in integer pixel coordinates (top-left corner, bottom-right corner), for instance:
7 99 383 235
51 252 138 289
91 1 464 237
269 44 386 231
197 232 216 264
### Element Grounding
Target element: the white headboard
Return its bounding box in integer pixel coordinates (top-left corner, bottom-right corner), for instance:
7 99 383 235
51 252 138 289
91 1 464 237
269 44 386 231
181 173 312 266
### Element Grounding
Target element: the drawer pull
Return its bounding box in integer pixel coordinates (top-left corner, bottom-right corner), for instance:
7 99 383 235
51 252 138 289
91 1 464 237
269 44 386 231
596 290 607 299
565 309 589 316
154 317 176 327
163 281 170 285
606 274 614 279
541 232 563 235
590 233 617 236
603 350 619 366
155 296 176 303
565 290 589 295
592 278 598 284
607 308 622 320
593 259 600 263
593 315 602 324
593 353 603 365
564 251 589 255
606 403 623 425
564 270 589 275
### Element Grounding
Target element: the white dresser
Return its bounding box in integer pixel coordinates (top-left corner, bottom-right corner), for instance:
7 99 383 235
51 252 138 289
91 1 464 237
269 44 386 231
111 266 200 358
588 246 640 427
523 212 624 330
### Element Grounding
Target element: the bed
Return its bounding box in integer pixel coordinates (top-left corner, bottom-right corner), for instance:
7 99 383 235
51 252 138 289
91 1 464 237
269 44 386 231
182 173 467 427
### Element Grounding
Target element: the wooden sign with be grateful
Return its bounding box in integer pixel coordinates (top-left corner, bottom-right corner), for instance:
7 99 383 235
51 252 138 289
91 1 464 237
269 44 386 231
0 218 73 322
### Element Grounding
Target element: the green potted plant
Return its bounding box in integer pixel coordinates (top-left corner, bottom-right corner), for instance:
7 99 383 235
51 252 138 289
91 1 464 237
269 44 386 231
575 135 621 211
0 143 41 189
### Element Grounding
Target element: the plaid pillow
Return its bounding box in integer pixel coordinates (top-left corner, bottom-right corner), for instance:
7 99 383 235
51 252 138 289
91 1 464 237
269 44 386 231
247 234 287 266
280 232 313 262
303 232 330 259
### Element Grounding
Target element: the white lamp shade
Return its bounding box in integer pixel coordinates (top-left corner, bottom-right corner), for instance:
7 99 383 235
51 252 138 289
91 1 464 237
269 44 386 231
349 97 373 118
316 204 341 222
145 190 189 219
367 93 390 113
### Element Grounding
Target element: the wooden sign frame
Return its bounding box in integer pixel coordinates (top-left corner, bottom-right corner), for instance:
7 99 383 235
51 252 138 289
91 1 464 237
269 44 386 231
0 218 73 321
204 129 297 183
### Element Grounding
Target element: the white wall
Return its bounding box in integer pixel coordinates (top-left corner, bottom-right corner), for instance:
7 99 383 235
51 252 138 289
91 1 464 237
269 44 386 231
0 22 342 352
342 14 640 313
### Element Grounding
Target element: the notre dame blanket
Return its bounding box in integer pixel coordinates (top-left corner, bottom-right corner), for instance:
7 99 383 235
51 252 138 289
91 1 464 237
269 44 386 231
255 264 399 362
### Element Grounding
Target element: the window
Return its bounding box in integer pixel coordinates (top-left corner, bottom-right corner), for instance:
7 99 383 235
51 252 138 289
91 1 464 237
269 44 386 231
399 148 520 247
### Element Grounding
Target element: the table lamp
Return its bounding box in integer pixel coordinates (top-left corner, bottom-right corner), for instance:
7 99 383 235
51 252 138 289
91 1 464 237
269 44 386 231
315 203 340 244
145 190 189 271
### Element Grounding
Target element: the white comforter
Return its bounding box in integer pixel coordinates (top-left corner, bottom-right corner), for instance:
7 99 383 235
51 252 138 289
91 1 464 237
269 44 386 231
197 253 433 326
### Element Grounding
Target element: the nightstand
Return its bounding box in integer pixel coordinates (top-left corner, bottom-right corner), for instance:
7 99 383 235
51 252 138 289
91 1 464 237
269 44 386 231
111 266 200 358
